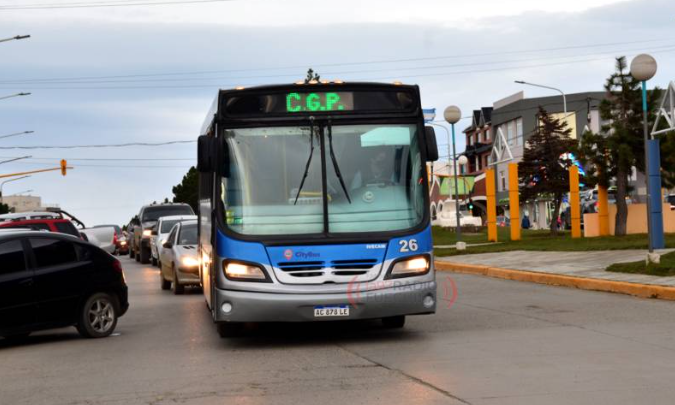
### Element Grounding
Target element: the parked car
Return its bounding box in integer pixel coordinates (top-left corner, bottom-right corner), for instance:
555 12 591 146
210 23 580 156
131 203 195 264
0 211 82 238
0 230 129 341
159 220 200 295
150 215 197 267
437 208 483 228
666 194 675 211
93 224 128 255
496 216 511 227
80 226 116 255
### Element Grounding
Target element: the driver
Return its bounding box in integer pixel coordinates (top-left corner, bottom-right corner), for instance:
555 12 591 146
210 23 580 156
350 148 396 190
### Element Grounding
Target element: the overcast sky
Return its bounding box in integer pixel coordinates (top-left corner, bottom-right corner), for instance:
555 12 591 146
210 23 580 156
0 0 673 226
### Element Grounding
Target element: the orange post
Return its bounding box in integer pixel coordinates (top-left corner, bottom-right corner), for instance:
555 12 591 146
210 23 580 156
569 166 581 238
508 163 520 241
486 168 498 242
598 186 610 236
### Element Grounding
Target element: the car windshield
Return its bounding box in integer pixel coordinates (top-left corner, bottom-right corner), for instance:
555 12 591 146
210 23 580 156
178 224 198 245
142 206 193 222
667 195 675 204
160 220 180 233
221 124 425 236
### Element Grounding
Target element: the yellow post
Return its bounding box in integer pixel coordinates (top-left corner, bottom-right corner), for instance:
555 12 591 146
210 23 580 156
486 168 498 242
598 185 609 236
569 166 581 238
508 163 520 241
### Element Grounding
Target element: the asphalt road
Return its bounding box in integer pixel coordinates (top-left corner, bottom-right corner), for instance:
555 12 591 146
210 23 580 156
3 256 675 405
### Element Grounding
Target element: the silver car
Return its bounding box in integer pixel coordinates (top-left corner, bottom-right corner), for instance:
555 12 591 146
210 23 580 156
159 220 200 295
150 215 197 267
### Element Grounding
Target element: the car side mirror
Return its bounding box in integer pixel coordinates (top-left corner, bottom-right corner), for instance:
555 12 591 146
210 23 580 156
151 230 158 236
163 241 173 249
424 126 439 162
80 232 89 242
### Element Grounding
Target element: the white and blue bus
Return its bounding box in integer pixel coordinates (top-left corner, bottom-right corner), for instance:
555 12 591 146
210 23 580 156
196 81 440 337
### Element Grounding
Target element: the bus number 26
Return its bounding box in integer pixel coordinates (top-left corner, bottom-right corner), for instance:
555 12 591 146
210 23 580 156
399 239 418 252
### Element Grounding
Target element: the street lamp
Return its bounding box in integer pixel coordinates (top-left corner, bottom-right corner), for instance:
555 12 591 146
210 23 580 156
0 175 30 202
630 53 664 258
515 80 567 116
444 105 464 242
0 131 34 140
0 35 30 44
0 92 31 101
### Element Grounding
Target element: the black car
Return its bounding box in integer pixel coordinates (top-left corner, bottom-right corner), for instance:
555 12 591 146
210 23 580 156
0 230 129 341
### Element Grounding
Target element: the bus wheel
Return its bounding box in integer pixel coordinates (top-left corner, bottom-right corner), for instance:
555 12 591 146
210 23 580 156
216 322 244 338
382 316 405 329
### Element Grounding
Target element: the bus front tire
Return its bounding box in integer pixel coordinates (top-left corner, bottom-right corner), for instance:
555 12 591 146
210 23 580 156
382 315 406 329
216 322 244 338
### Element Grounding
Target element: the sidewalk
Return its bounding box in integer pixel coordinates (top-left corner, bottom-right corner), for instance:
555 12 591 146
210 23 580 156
435 249 675 300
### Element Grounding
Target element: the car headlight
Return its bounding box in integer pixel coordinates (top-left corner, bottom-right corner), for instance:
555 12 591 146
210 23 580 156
223 261 269 282
182 257 200 267
387 256 430 279
120 241 127 245
142 229 152 237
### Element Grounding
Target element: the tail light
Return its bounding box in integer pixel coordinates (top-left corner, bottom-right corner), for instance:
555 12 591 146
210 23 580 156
113 232 118 245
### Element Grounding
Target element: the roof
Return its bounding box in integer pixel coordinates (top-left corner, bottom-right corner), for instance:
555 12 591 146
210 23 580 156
0 211 62 222
158 215 198 222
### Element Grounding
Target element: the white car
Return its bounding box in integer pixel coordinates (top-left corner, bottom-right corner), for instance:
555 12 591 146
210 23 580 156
438 210 483 228
159 220 200 295
150 215 197 267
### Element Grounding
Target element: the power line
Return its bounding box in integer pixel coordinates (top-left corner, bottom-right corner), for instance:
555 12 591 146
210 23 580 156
0 140 196 149
0 0 239 10
0 38 670 85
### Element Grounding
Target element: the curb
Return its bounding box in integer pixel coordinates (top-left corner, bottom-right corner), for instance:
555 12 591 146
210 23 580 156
434 261 675 301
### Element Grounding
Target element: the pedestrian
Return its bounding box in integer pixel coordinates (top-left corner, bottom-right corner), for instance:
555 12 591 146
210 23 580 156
521 214 531 230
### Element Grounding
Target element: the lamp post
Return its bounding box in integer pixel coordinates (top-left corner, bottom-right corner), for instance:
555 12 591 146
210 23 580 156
515 81 567 116
0 92 31 101
0 175 30 203
630 53 664 258
0 35 30 44
444 106 463 242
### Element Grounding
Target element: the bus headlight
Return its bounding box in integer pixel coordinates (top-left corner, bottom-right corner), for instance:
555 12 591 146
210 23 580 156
387 256 430 279
224 261 270 282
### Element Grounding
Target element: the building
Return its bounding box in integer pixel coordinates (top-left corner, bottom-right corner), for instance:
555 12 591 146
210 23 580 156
1 194 42 213
490 91 607 228
428 162 475 225
0 194 58 213
460 107 493 219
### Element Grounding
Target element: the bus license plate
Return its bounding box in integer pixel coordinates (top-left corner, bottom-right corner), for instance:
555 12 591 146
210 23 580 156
314 305 349 317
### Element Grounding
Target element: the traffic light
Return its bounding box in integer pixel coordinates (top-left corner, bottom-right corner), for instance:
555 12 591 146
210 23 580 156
60 159 67 176
468 199 474 212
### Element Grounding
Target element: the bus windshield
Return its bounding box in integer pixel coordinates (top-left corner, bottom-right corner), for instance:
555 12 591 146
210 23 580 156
221 124 425 236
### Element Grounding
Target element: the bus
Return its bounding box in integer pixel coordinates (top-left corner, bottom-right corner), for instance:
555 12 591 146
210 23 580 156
196 81 440 337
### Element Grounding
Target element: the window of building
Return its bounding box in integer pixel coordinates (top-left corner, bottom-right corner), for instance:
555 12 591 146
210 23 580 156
467 134 472 146
507 121 515 146
477 132 482 143
500 170 506 191
485 128 491 141
516 118 523 146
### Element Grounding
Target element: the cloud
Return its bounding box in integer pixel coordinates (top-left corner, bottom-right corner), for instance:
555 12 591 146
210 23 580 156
0 0 673 225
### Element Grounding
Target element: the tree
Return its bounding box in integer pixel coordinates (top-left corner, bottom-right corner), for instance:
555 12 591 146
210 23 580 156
519 107 577 234
172 166 198 213
576 57 662 235
0 202 10 215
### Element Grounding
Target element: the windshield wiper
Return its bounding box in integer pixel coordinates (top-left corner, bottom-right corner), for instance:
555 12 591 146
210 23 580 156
293 117 317 205
326 119 352 204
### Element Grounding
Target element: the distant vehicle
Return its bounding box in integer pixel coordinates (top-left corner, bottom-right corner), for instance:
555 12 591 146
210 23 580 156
496 216 510 227
0 230 129 341
666 194 675 211
93 224 128 255
130 203 195 264
0 211 81 238
158 220 200 295
437 209 482 228
80 227 116 254
150 215 197 267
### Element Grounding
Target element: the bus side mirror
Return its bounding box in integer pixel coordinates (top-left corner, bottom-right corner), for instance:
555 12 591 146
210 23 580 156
217 136 231 178
424 126 439 162
197 135 215 173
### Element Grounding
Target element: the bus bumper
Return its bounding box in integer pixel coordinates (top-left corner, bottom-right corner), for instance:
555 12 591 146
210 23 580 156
213 281 437 323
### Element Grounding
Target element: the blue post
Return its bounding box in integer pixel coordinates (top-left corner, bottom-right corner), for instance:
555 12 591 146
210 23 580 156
641 81 665 250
